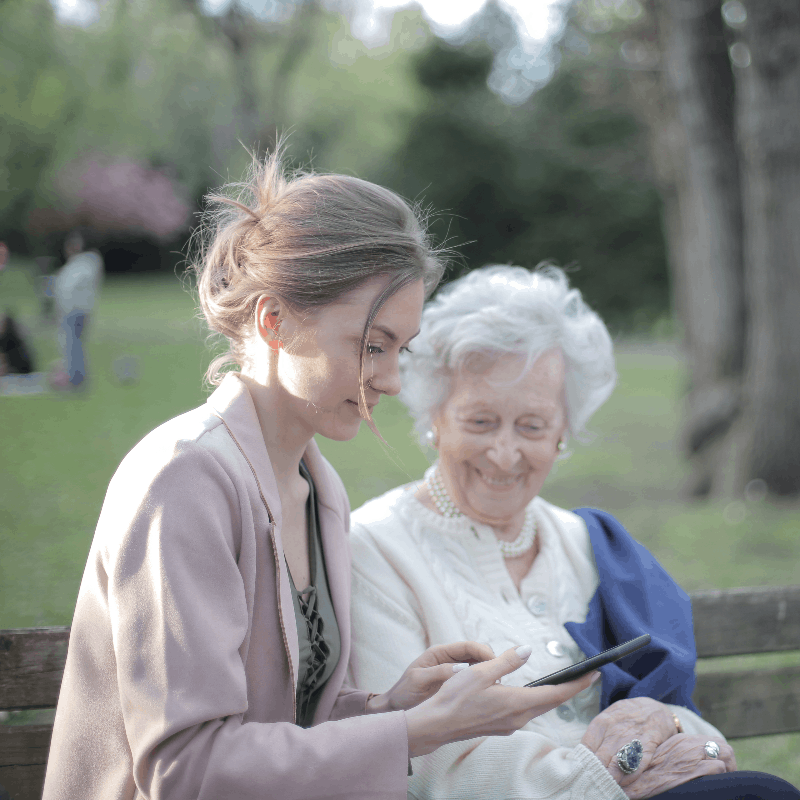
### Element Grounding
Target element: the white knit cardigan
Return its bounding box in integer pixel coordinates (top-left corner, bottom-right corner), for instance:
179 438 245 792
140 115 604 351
347 478 725 800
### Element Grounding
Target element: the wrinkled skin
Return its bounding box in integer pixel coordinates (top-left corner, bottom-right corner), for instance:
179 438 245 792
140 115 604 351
621 734 737 798
581 697 736 798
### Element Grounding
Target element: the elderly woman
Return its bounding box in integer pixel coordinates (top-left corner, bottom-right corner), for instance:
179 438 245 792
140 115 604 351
347 266 799 800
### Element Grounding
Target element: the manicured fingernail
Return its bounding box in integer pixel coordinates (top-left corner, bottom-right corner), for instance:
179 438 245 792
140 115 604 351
515 644 532 661
452 662 470 673
590 671 601 683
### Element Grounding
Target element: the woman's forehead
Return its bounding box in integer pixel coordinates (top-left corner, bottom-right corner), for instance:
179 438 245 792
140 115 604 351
324 277 424 333
448 350 566 405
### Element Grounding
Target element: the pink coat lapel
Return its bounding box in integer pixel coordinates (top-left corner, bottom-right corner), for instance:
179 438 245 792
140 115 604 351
207 374 300 691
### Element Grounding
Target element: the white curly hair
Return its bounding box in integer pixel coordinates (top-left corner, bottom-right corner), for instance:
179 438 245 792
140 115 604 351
399 264 617 446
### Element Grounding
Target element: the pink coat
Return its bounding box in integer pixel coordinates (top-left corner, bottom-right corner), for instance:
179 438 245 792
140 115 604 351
43 374 409 800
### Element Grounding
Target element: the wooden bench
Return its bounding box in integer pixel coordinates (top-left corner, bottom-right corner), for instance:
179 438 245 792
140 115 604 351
2 584 799 800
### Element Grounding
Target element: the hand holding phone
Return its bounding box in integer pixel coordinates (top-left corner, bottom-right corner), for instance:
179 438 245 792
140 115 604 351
524 634 651 687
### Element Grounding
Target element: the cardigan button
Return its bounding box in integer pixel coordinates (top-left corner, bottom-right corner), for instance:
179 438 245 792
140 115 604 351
527 597 547 615
556 704 575 722
546 640 564 657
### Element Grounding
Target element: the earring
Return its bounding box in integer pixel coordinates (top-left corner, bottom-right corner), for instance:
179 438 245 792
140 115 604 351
557 440 566 452
425 425 439 447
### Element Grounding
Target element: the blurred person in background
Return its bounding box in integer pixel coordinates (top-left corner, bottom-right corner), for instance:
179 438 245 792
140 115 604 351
35 255 58 324
53 229 104 389
0 311 35 376
347 265 799 800
42 149 598 800
0 243 36 378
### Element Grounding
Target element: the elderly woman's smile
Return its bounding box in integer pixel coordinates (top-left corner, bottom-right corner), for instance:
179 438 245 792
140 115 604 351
432 349 568 534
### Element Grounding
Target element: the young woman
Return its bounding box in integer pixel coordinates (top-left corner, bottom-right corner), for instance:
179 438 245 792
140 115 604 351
42 150 597 800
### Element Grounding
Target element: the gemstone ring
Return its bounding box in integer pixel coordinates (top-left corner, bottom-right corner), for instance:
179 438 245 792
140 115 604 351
615 738 644 775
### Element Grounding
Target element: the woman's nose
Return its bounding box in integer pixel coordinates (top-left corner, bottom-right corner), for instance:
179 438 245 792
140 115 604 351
486 432 521 471
370 355 402 397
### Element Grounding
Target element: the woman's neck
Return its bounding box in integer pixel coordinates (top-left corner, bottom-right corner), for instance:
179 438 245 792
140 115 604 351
238 373 313 485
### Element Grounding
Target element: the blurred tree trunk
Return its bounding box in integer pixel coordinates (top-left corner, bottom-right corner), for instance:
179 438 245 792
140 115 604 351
731 0 800 494
182 0 316 152
633 0 800 497
270 1 318 128
216 2 263 149
652 0 746 497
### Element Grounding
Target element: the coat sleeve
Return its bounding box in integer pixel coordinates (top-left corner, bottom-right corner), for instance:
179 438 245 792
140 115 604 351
102 440 409 800
348 526 628 800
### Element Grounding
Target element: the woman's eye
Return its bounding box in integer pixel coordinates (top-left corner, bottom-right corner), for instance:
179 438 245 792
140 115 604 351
400 346 413 354
367 344 384 355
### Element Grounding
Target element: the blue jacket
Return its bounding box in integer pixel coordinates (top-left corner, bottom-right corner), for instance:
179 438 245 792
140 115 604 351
564 508 700 714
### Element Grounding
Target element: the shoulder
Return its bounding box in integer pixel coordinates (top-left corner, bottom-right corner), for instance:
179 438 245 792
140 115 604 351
61 252 95 273
349 484 418 561
109 402 239 502
350 484 414 537
124 401 225 459
534 496 594 546
539 501 642 547
567 506 645 556
94 402 252 565
84 250 103 274
562 507 687 599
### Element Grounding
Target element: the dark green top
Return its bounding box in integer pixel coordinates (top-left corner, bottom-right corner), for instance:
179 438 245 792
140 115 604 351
287 460 341 728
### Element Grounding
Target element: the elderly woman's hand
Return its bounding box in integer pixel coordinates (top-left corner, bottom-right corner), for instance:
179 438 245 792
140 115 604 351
618 734 737 799
580 698 681 782
367 641 497 714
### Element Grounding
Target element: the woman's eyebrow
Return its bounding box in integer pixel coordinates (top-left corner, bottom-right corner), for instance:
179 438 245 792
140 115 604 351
370 325 421 343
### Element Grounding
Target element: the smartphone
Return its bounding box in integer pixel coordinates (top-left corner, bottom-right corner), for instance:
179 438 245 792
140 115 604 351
523 634 651 687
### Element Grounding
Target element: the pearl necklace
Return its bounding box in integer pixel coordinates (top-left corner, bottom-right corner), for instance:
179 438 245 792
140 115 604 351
425 465 537 559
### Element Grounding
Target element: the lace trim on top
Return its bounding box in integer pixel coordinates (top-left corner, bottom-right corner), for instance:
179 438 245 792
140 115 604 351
296 584 330 719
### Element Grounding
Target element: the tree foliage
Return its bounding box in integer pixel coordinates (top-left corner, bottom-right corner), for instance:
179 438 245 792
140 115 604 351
379 5 669 329
1 0 670 327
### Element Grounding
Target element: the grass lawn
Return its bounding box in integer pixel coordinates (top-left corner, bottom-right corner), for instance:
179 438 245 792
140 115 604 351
1 261 798 782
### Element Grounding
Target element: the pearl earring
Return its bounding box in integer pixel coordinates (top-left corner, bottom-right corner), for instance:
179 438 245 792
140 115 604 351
425 425 439 447
557 440 566 452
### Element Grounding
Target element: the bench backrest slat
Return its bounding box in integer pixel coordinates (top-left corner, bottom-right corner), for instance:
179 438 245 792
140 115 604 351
0 628 70 711
3 587 798 710
0 725 54 800
691 585 800 658
693 665 800 738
